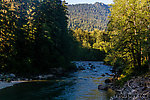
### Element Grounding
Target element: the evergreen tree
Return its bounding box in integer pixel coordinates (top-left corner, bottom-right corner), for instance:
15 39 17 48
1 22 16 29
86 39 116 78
106 0 150 76
0 0 77 74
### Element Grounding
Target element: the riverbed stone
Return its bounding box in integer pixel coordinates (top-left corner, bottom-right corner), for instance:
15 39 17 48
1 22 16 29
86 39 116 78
9 74 16 78
101 74 105 77
78 66 85 70
98 85 108 91
109 74 114 76
105 78 112 83
110 75 150 100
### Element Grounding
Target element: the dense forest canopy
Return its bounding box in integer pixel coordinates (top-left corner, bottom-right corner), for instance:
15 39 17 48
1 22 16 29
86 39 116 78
67 2 110 31
0 0 79 75
73 28 110 52
105 0 150 83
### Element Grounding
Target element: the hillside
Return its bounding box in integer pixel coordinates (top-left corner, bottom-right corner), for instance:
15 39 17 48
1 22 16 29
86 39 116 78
67 2 110 31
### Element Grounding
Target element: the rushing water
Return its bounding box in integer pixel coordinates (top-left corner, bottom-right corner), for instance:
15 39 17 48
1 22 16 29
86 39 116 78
0 61 115 100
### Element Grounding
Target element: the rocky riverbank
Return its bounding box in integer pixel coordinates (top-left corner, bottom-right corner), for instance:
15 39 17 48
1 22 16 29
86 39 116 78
0 67 75 90
0 81 24 90
0 73 58 90
0 73 27 90
110 75 150 100
97 71 150 100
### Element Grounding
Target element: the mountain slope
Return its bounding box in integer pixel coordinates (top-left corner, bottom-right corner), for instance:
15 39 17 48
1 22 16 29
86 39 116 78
67 2 110 31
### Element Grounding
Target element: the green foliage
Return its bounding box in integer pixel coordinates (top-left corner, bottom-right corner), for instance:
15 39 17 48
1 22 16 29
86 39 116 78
72 28 108 61
115 75 132 87
67 2 110 31
0 0 77 75
105 0 150 79
73 28 110 51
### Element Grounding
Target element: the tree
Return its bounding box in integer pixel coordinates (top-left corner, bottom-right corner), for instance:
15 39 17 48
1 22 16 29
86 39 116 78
0 0 77 74
106 0 150 75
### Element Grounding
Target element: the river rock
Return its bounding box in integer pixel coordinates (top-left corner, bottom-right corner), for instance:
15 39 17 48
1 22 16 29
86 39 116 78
110 75 150 100
105 78 112 83
90 65 95 69
98 85 108 91
43 74 54 79
38 75 44 79
109 74 114 76
101 74 105 77
37 74 54 80
0 74 3 77
110 69 116 73
78 66 85 70
88 63 91 65
105 73 109 75
9 74 16 78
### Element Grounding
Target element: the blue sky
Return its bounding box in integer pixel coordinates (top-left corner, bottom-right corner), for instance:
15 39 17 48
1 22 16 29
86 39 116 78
65 0 114 4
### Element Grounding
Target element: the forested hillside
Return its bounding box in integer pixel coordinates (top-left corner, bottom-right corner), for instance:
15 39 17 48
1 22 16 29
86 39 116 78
66 2 111 61
67 2 110 31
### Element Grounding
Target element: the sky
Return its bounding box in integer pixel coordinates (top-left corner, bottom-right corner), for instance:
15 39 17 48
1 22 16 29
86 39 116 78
65 0 114 4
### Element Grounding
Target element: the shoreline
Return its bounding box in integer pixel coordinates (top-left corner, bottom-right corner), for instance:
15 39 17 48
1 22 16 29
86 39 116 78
110 75 150 100
0 80 50 90
0 68 73 90
0 81 23 90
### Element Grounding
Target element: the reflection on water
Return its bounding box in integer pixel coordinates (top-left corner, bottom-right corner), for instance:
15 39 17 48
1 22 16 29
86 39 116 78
0 61 115 100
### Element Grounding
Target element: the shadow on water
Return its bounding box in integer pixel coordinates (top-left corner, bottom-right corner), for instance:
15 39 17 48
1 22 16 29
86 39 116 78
0 61 115 100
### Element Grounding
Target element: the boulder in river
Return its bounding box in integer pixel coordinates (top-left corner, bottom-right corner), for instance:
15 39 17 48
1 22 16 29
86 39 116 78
98 85 108 91
37 74 54 79
9 74 16 78
105 78 113 83
43 74 54 79
110 69 116 73
88 63 91 65
78 66 85 70
101 74 105 77
109 74 114 76
105 73 109 75
90 65 95 69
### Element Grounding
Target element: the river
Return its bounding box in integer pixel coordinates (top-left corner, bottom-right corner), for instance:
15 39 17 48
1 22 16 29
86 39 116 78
0 61 115 100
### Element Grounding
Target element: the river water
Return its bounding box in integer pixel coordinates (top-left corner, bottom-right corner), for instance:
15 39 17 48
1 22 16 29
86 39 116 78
0 61 115 100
